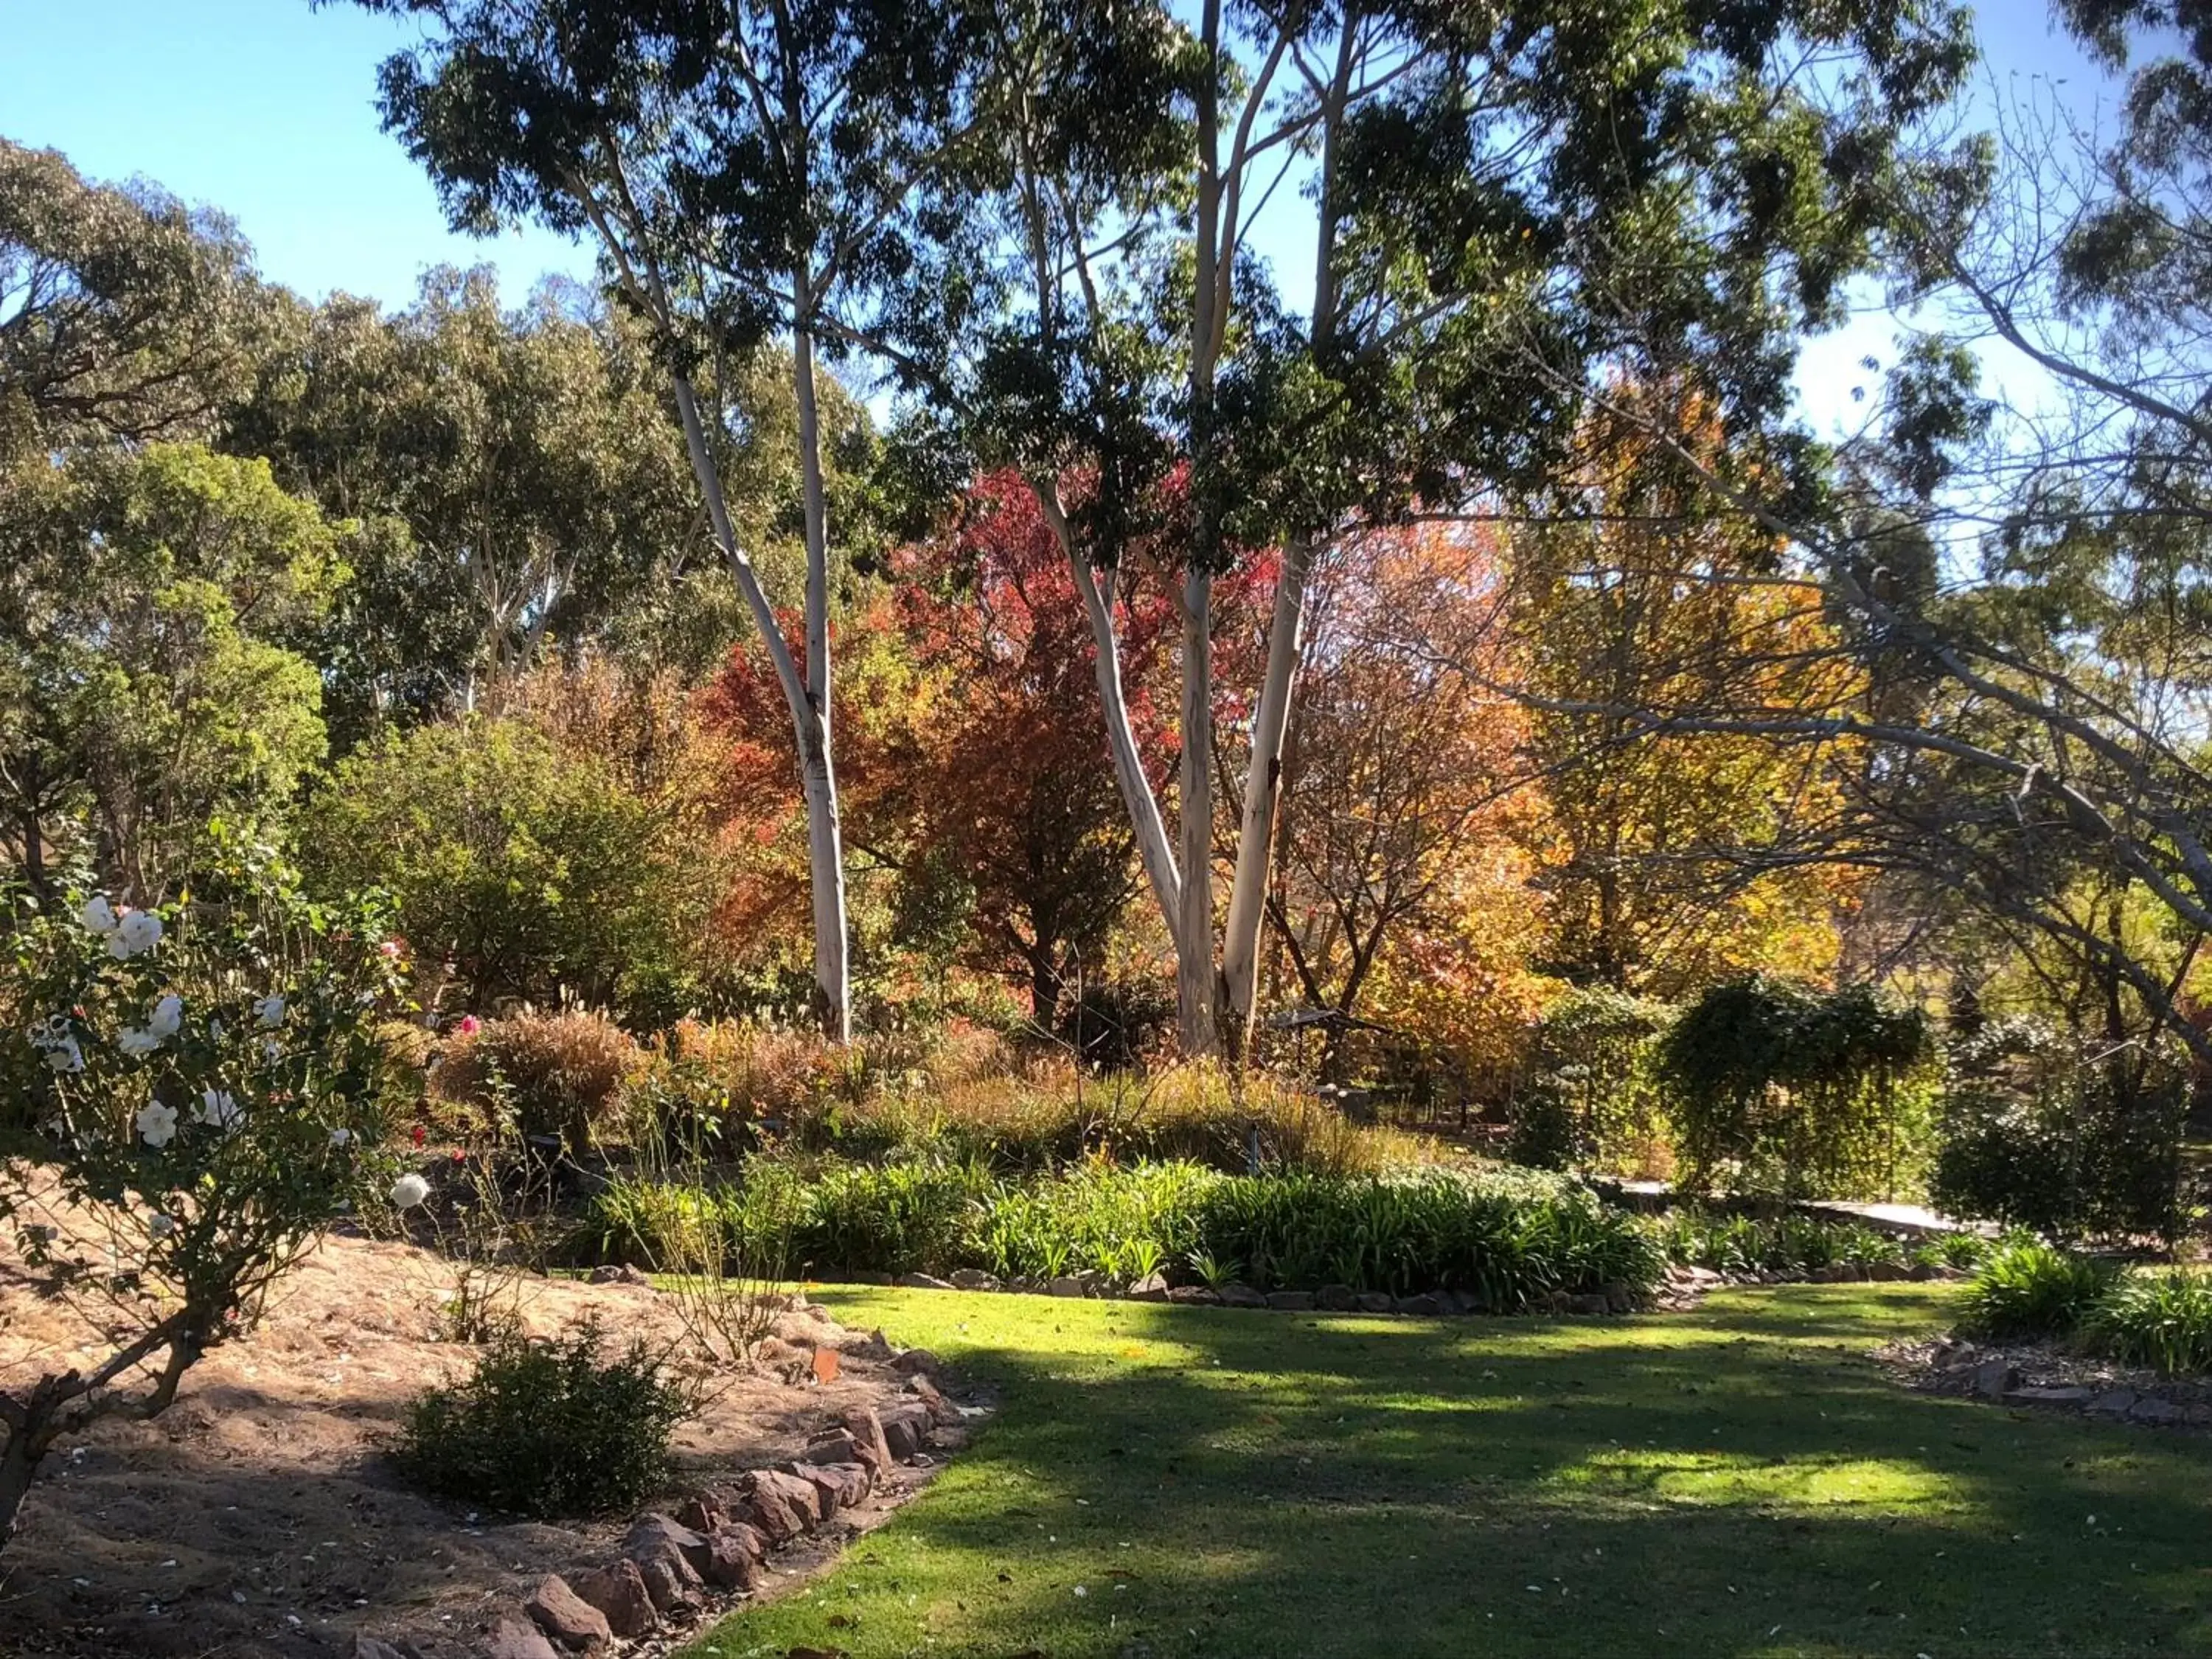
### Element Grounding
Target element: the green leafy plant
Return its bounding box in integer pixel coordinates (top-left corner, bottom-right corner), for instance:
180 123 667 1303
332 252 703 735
396 1315 689 1517
2084 1270 2212 1375
1959 1239 2118 1340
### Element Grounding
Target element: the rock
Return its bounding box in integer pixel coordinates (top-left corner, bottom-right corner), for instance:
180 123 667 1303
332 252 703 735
734 1481 807 1544
1266 1290 1316 1312
877 1400 936 1462
675 1492 726 1534
788 1459 872 1516
703 1529 765 1592
1047 1276 1089 1298
1317 1283 1358 1311
484 1615 561 1659
1563 1293 1613 1316
1166 1285 1221 1305
751 1467 827 1528
949 1267 1001 1291
2183 1402 2212 1427
524 1575 611 1655
891 1347 942 1376
1972 1358 2018 1399
625 1514 712 1577
1218 1282 1268 1309
1599 1280 1637 1314
1395 1293 1443 1316
2006 1385 2096 1406
2088 1388 2139 1415
906 1373 964 1427
1865 1260 1911 1282
570 1562 656 1639
631 1546 700 1615
836 1328 897 1362
1355 1291 1396 1314
799 1427 860 1464
838 1406 894 1472
896 1271 955 1290
2132 1396 2184 1424
1127 1272 1170 1301
355 1639 410 1659
1907 1261 1941 1281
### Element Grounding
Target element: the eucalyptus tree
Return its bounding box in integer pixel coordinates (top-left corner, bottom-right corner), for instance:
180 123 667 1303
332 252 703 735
0 140 278 462
892 0 1974 1056
345 0 970 1038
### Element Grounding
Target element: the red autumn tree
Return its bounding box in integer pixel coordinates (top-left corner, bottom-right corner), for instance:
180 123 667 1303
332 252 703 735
700 468 1270 1026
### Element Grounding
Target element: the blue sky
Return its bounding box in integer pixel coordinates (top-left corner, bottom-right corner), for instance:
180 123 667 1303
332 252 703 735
4 0 2118 431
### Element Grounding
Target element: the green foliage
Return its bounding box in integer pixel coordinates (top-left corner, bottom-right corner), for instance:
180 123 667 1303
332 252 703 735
1657 1207 1985 1279
1509 989 1673 1172
2085 1270 2212 1376
397 1315 688 1517
593 1157 1663 1309
1658 975 1934 1198
0 442 347 897
1958 1239 2119 1341
300 716 716 1018
1930 1018 2186 1241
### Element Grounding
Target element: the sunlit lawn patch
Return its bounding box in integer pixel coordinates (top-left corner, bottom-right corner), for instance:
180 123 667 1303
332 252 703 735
685 1284 2212 1658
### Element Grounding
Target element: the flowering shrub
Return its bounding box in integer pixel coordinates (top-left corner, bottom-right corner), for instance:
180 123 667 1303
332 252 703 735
0 858 405 1550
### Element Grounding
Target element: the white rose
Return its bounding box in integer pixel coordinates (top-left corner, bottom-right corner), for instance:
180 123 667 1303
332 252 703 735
44 1036 83 1074
389 1173 431 1209
261 1036 283 1063
192 1088 243 1133
117 1027 162 1058
78 896 119 935
109 910 164 959
135 1102 178 1147
147 994 183 1038
252 995 285 1029
327 1127 353 1148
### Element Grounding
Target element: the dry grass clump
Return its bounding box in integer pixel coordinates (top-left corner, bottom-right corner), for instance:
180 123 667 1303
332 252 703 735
432 1008 641 1152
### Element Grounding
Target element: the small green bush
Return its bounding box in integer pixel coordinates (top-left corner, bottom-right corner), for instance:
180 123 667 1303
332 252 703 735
1661 1208 1924 1276
1959 1239 2118 1340
397 1316 689 1517
2085 1270 2212 1374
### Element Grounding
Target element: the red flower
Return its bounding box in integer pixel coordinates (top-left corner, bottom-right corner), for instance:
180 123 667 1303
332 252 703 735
410 1123 428 1148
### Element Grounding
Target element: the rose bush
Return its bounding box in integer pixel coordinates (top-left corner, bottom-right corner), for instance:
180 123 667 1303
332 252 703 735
0 851 406 1550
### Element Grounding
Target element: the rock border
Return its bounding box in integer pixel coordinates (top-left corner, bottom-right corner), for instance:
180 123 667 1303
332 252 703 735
1882 1333 2212 1430
351 1345 975 1659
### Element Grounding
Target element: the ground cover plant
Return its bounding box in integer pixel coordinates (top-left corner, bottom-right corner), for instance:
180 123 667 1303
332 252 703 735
589 1157 1666 1307
682 1283 2212 1659
1960 1241 2212 1377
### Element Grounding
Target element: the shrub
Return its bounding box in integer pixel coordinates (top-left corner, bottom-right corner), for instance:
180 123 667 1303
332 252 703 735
396 1315 688 1517
0 855 403 1552
594 1156 1666 1309
1930 1019 2186 1241
2087 1270 2212 1374
1959 1239 2118 1340
1661 1208 1914 1276
434 1009 640 1155
1509 988 1673 1175
1658 975 1934 1199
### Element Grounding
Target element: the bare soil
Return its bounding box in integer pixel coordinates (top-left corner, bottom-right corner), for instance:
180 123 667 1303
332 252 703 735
0 1228 945 1658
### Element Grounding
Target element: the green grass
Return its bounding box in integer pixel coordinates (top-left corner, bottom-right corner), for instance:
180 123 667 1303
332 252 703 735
683 1285 2212 1658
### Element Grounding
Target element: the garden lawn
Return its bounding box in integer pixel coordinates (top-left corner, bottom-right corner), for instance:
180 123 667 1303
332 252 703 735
684 1284 2212 1659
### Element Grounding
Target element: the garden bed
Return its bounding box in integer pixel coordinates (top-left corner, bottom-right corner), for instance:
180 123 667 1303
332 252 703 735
1879 1332 2212 1428
0 1228 972 1658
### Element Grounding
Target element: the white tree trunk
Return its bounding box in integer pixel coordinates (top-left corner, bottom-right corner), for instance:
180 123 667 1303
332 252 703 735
1220 530 1315 1060
1034 483 1186 947
668 367 850 1039
1176 564 1220 1055
789 308 852 1040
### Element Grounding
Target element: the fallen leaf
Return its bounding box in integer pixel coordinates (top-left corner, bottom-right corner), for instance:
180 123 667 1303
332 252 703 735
811 1347 841 1385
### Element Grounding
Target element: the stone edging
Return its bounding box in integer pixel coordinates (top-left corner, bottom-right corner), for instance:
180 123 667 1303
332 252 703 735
352 1352 973 1659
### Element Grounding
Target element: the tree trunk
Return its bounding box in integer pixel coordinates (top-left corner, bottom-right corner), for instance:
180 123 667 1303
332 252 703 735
790 296 852 1041
667 366 849 1040
1220 532 1316 1062
1176 564 1220 1054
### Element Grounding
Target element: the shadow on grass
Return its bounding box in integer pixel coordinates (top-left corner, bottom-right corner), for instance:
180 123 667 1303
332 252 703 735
686 1286 2212 1659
